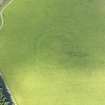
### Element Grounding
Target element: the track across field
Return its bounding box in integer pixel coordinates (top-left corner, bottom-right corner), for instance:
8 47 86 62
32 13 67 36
0 0 14 30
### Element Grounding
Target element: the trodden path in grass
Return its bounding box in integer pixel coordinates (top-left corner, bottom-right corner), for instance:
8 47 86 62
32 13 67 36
0 1 17 105
0 0 14 31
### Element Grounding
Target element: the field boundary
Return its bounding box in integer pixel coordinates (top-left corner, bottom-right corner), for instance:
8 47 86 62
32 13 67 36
0 0 14 31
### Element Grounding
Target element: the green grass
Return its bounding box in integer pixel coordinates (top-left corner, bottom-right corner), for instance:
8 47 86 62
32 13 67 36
0 0 105 105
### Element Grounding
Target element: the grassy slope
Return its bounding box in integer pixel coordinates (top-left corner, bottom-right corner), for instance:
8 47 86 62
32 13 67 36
0 0 105 105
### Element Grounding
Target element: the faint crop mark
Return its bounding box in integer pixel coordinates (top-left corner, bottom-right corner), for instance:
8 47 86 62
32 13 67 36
0 0 14 31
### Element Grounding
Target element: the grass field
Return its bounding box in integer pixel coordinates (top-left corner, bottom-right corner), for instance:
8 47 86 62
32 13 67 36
0 0 105 105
